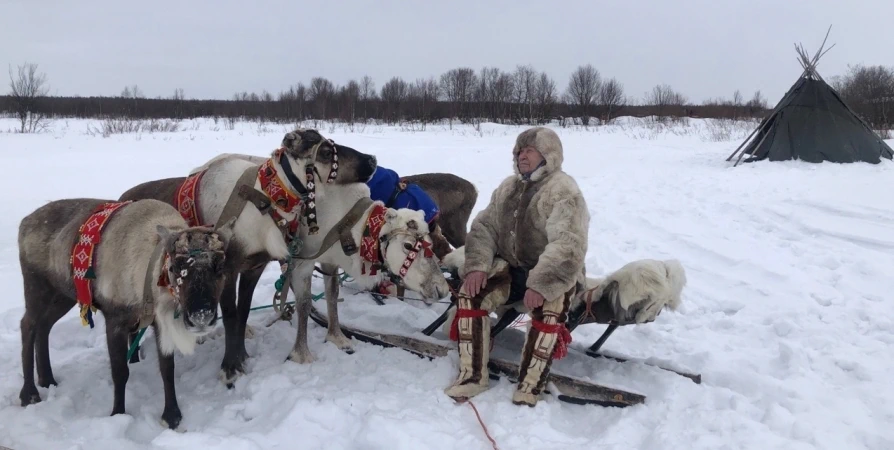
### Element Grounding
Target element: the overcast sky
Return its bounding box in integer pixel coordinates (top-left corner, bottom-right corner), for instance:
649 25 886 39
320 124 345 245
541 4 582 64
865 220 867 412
2 0 892 104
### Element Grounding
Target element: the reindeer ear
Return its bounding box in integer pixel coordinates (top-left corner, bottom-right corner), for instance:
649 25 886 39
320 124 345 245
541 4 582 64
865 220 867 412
385 209 399 221
281 131 299 151
212 216 238 248
406 219 418 231
156 225 181 253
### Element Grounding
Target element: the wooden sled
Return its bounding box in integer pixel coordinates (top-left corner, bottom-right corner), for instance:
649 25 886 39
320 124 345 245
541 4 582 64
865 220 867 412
308 306 646 408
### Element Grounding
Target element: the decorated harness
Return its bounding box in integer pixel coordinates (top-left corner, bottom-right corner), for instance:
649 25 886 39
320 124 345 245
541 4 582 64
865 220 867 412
357 203 436 287
70 201 183 328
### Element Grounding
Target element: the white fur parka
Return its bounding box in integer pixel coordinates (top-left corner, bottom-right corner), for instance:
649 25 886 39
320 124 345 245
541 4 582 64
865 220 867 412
462 127 590 302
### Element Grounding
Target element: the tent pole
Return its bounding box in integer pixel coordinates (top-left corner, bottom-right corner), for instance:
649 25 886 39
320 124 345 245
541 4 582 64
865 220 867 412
725 122 762 161
734 120 774 167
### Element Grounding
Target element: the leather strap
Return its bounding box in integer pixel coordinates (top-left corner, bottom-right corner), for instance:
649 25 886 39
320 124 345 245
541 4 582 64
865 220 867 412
139 239 168 329
297 197 374 260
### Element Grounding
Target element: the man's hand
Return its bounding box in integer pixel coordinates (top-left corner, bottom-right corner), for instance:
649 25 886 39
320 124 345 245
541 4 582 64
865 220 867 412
462 271 488 297
523 289 545 310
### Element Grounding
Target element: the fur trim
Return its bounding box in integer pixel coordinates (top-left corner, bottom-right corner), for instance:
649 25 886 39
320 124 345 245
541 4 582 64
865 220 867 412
512 126 563 182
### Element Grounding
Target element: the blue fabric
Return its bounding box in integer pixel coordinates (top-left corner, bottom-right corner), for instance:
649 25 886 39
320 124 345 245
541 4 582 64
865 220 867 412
366 167 439 224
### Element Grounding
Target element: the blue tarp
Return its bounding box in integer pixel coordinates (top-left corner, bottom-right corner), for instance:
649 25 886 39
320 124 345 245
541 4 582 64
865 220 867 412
366 167 439 224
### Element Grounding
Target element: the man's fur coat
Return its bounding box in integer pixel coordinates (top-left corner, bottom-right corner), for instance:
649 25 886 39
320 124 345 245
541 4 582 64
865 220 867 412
462 127 590 302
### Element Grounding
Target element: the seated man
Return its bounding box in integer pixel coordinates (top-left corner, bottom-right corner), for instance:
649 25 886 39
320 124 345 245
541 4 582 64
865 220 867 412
445 126 590 407
366 165 452 260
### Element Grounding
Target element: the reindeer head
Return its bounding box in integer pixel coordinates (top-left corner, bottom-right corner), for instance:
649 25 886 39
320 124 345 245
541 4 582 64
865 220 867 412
280 129 377 187
377 208 451 303
156 218 236 335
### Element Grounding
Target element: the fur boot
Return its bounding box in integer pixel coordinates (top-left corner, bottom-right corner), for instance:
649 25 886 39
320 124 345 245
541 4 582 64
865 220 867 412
513 288 573 406
444 293 491 400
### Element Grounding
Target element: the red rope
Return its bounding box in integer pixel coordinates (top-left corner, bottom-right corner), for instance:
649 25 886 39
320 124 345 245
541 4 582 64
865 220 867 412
467 401 499 450
449 308 490 341
530 319 573 360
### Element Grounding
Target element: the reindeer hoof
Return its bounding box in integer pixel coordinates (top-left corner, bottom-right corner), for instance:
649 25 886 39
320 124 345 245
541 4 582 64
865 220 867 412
19 388 41 406
219 365 245 389
37 376 58 388
287 349 316 364
161 406 183 430
326 333 355 354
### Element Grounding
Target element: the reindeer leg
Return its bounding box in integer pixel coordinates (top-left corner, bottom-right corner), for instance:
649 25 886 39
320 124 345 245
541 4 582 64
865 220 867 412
19 311 39 406
105 321 130 416
320 263 353 354
153 324 182 430
237 265 264 344
287 263 316 364
19 274 65 406
218 272 243 388
35 293 74 388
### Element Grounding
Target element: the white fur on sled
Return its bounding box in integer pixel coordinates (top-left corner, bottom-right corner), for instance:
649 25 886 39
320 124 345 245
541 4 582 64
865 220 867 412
581 258 686 324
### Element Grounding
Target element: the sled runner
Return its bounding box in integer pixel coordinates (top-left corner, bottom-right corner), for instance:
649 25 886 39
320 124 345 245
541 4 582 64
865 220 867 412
307 305 646 407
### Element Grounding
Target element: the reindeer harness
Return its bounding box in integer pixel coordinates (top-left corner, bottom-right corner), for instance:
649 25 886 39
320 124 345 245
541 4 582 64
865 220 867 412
70 201 189 330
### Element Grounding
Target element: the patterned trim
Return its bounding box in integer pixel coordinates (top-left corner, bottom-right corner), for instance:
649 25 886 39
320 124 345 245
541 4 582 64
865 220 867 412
175 170 205 227
359 203 388 274
70 201 133 327
258 152 303 238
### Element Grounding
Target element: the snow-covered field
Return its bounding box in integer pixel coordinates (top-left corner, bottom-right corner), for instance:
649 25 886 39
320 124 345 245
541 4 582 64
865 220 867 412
1 116 892 450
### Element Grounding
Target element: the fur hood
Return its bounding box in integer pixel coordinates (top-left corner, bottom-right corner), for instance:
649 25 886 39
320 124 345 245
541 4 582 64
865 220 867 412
512 127 564 182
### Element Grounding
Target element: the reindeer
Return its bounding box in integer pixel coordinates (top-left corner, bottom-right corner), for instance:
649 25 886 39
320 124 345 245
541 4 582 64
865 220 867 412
118 129 377 386
192 154 479 251
288 196 453 363
398 172 477 250
17 198 236 429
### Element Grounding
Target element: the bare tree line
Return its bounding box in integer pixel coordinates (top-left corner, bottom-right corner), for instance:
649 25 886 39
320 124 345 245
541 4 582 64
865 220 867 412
4 61 893 133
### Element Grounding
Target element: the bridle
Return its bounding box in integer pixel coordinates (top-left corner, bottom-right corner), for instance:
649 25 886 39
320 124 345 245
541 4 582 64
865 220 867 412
274 138 339 235
374 228 436 288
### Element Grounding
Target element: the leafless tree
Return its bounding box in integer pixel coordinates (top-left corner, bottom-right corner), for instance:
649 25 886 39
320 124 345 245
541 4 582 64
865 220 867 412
381 76 408 123
440 67 477 125
597 77 626 123
834 64 894 130
565 64 601 125
309 77 334 120
644 84 687 122
121 84 144 98
359 75 376 120
8 62 50 133
172 88 185 101
493 71 514 123
343 79 360 123
409 77 440 126
513 64 537 124
534 71 557 123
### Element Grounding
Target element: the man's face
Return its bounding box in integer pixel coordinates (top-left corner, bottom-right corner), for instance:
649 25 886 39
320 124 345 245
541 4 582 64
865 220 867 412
517 146 544 174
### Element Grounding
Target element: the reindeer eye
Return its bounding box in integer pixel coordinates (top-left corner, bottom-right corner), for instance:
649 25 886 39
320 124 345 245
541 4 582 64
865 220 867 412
320 148 332 159
403 243 414 251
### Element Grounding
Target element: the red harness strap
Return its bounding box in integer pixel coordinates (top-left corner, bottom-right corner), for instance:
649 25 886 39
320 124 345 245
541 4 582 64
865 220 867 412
70 201 133 328
449 308 491 341
258 155 303 239
175 170 206 227
530 319 573 360
359 203 388 275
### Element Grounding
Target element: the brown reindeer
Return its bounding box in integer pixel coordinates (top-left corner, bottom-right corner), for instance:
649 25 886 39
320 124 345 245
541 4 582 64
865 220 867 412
18 198 236 429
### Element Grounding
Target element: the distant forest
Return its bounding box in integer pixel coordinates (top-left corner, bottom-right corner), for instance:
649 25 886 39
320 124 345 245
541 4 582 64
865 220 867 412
3 62 892 135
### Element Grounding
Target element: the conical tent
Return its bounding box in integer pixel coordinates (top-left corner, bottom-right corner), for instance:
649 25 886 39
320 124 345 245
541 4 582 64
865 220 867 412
727 29 894 166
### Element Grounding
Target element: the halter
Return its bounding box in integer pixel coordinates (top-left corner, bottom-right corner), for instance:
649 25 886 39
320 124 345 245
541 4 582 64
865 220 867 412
157 247 222 316
375 229 436 287
272 138 339 235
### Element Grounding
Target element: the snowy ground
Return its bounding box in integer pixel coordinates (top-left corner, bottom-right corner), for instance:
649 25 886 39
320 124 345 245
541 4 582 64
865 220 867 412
0 116 892 450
